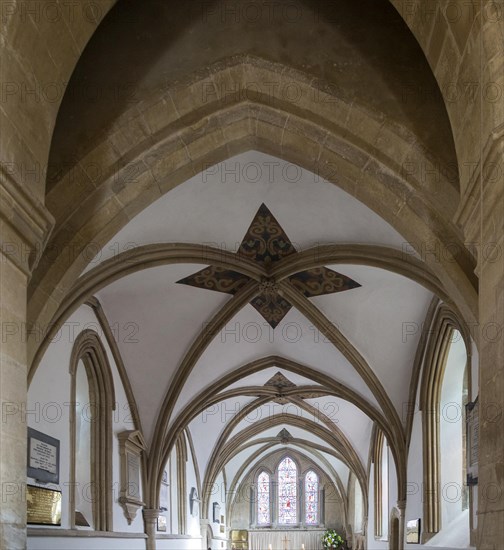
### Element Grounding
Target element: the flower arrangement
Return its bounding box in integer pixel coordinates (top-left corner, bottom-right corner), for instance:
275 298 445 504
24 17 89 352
321 529 345 549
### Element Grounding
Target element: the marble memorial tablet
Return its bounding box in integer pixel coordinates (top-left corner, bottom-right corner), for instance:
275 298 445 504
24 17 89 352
27 428 60 484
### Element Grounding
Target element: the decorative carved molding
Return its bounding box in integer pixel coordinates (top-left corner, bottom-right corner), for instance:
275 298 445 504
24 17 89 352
277 429 293 444
265 373 296 390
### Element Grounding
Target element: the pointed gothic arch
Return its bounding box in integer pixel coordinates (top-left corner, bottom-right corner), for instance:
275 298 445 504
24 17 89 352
69 329 116 531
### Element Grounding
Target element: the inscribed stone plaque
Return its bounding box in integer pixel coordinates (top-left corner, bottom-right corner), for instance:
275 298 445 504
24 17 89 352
160 470 169 511
27 428 60 484
127 451 141 499
157 515 167 532
27 485 62 526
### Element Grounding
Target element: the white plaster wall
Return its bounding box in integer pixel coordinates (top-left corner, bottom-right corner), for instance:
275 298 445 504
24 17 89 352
156 537 203 550
27 536 147 549
186 433 202 538
366 444 398 550
366 468 387 550
405 404 424 549
27 304 145 550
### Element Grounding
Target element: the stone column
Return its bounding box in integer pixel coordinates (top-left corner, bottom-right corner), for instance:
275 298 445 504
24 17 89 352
200 518 210 550
0 171 53 549
143 508 161 550
397 499 406 550
477 142 504 549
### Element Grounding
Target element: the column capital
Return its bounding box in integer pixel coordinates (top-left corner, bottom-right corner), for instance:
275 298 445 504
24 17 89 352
143 508 161 523
0 165 54 276
397 499 407 512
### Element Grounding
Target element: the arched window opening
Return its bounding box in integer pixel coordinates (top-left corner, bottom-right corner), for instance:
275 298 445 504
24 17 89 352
354 478 364 534
257 471 271 525
70 330 115 531
278 457 298 524
304 470 319 525
421 310 472 543
439 330 469 528
251 454 332 528
74 360 93 528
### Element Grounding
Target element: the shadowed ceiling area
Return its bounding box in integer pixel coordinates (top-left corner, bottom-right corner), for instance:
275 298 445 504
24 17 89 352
48 0 458 185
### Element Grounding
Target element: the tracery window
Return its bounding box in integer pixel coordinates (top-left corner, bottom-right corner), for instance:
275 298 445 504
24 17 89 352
278 457 298 524
254 457 322 527
257 471 271 525
304 470 319 525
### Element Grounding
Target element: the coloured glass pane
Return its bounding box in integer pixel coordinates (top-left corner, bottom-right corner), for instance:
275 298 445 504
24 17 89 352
305 470 318 524
257 471 270 525
278 457 297 524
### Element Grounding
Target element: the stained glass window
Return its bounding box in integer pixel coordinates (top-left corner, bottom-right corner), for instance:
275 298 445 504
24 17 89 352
305 470 319 524
278 457 297 524
257 471 270 525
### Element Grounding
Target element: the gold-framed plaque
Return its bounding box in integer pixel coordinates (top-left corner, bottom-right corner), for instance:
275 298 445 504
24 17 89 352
231 530 248 550
27 485 62 526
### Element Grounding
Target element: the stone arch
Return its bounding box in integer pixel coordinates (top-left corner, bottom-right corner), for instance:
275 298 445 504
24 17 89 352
29 60 476 352
152 356 400 511
4 0 499 207
28 242 452 382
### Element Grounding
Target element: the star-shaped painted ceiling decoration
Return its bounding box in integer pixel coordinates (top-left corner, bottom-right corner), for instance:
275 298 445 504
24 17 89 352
177 204 361 328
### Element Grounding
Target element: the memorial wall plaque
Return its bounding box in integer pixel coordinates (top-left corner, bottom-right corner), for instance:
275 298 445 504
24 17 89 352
118 430 146 524
157 515 167 532
27 428 60 484
27 485 62 526
160 470 169 511
213 502 221 523
127 451 141 500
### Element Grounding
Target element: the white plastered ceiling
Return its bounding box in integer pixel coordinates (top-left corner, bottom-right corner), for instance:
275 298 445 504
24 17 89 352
87 151 435 506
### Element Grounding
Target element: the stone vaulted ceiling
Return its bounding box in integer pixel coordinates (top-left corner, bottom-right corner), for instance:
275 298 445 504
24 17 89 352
30 0 466 515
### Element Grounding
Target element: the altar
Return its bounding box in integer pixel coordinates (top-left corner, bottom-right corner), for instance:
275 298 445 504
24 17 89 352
248 529 325 550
